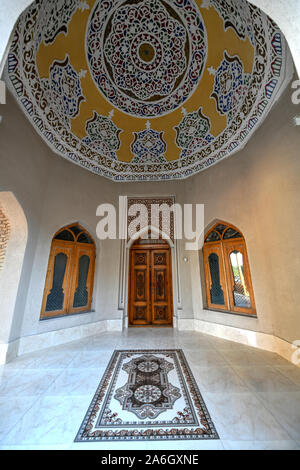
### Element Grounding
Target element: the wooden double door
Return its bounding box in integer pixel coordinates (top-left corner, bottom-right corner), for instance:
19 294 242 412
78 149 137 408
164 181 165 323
128 241 173 326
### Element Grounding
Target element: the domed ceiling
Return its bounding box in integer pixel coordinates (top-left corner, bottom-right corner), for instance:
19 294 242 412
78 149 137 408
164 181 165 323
6 0 292 181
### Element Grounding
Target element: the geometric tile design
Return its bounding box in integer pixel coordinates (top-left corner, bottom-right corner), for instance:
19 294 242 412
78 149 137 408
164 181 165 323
75 349 219 441
0 330 299 449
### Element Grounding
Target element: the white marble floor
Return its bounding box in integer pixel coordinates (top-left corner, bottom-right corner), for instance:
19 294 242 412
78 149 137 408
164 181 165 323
0 329 299 451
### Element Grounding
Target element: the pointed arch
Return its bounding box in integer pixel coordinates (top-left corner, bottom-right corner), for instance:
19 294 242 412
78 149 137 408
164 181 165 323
126 225 175 249
205 221 244 243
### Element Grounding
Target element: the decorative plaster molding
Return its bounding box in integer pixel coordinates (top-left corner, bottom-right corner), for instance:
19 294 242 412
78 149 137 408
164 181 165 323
5 0 294 181
118 195 183 326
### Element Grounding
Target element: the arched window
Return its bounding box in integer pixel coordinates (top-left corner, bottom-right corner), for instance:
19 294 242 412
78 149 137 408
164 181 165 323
203 222 256 316
40 224 95 319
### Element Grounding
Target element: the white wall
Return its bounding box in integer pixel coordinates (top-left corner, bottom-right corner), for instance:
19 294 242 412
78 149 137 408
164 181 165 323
0 91 196 342
0 91 53 343
0 192 27 345
21 167 196 338
189 76 300 344
0 75 299 349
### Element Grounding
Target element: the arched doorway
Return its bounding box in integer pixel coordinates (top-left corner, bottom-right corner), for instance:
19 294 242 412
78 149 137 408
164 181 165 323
0 192 28 364
128 236 173 327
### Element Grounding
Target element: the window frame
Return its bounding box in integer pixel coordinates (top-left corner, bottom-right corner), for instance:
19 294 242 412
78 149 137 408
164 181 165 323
203 222 256 316
40 223 96 320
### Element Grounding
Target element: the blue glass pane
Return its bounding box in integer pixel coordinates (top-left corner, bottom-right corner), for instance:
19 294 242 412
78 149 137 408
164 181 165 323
73 255 90 308
55 230 74 242
45 253 67 312
77 232 93 244
208 253 225 306
223 228 242 240
69 225 82 237
205 231 220 242
214 224 227 235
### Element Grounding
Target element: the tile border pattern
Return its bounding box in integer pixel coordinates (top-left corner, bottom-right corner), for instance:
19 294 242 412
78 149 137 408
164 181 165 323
75 349 219 442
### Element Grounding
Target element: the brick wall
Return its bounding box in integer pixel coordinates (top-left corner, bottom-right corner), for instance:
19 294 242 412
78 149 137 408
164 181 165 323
0 207 11 271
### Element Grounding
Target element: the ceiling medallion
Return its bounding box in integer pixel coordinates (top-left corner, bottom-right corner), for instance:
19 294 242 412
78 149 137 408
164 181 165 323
86 0 207 117
5 0 293 182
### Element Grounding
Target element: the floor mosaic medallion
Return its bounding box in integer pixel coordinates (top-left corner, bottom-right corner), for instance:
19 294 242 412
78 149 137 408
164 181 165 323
75 349 219 441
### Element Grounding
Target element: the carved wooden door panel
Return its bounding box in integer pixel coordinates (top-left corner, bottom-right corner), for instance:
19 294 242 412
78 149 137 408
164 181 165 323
129 245 173 326
222 240 256 315
129 250 151 325
68 244 95 314
151 249 173 325
203 243 229 311
40 240 74 317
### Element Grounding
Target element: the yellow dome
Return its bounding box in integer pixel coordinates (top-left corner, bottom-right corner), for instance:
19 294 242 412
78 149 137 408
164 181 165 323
6 0 292 181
